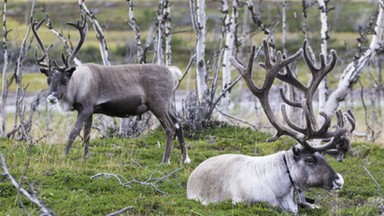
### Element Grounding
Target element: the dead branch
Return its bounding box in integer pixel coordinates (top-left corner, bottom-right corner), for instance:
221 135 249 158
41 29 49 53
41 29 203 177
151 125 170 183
44 8 82 66
173 54 196 92
78 0 110 66
106 206 135 216
11 0 36 141
215 108 257 130
0 153 54 215
91 166 183 195
363 167 383 201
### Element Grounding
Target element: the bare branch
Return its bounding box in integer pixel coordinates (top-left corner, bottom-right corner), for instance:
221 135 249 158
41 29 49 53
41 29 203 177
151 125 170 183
106 206 135 216
78 0 110 65
0 153 54 215
91 166 183 195
363 167 383 201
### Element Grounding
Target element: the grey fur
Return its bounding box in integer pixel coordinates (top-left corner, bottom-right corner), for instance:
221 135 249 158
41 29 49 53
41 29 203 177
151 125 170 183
43 63 190 164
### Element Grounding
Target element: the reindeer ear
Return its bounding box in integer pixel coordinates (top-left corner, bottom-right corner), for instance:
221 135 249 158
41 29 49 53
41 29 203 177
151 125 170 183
65 67 77 78
40 68 49 77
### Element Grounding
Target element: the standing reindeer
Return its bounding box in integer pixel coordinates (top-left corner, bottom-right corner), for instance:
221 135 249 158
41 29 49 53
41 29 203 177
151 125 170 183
187 40 355 213
31 15 190 164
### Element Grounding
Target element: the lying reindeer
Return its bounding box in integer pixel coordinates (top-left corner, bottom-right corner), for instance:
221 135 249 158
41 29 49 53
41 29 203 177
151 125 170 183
31 15 190 164
187 40 355 213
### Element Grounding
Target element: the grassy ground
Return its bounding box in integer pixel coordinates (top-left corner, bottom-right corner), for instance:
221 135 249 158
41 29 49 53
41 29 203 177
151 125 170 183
1 1 384 215
0 123 383 215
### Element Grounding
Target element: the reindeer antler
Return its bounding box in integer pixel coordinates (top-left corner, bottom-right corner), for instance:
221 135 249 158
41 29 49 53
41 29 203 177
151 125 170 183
31 17 54 68
230 39 355 160
66 14 88 64
31 14 88 70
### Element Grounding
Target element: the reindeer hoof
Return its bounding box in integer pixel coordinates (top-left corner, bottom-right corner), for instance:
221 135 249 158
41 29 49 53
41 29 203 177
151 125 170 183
183 156 191 164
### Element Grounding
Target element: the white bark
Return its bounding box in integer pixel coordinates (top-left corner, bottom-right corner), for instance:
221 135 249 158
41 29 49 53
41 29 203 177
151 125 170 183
221 0 238 109
282 0 287 54
1 0 8 137
127 0 145 63
322 0 384 117
79 0 111 66
164 0 172 67
155 0 164 65
190 0 208 103
1 153 53 215
46 17 82 66
318 0 329 110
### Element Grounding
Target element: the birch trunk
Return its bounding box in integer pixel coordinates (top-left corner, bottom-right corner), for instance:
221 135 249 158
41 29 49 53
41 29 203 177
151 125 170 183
127 0 145 63
190 0 208 104
1 0 9 137
322 0 384 117
221 0 238 110
155 0 164 65
164 0 171 67
318 0 329 110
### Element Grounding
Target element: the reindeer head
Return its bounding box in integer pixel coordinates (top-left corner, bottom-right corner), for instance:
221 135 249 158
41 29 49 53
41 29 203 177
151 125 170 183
31 14 87 104
230 40 355 161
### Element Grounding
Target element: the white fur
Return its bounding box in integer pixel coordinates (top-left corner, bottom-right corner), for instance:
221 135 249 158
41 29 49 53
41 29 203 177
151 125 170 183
167 66 182 81
187 152 298 213
187 150 343 213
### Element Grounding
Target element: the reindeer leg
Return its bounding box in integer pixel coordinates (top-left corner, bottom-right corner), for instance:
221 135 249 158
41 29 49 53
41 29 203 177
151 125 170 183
298 190 319 209
64 111 92 156
154 112 175 164
162 119 174 164
169 111 190 164
83 115 93 157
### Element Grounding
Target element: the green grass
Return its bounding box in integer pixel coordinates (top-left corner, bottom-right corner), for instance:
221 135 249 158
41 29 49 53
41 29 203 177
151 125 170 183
0 124 383 215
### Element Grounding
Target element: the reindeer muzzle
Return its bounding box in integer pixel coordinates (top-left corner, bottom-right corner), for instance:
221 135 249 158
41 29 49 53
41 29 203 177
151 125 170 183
47 92 59 104
331 173 344 191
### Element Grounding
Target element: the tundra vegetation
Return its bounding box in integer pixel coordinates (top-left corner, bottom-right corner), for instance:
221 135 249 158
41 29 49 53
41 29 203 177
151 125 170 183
0 0 384 215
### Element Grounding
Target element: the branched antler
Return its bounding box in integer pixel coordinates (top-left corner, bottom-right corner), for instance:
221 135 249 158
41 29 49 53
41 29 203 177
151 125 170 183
31 14 88 70
230 39 355 160
31 17 53 68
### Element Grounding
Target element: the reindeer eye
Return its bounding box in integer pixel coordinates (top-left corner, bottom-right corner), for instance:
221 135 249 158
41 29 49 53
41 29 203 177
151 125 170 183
305 157 315 165
61 79 67 86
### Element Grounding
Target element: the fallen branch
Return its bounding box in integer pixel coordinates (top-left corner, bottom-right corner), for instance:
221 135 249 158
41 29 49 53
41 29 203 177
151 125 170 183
91 166 183 195
363 167 383 201
106 206 135 216
363 167 384 213
215 108 257 130
0 153 54 215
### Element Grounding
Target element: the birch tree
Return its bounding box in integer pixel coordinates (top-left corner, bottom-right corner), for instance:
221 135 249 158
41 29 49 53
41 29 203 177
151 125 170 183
163 0 172 67
318 0 330 110
322 0 384 117
190 0 208 104
1 0 9 137
221 0 238 110
127 0 146 63
155 0 165 65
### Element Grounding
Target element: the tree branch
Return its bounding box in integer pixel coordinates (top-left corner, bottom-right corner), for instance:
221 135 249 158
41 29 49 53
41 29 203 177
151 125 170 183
0 153 54 215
